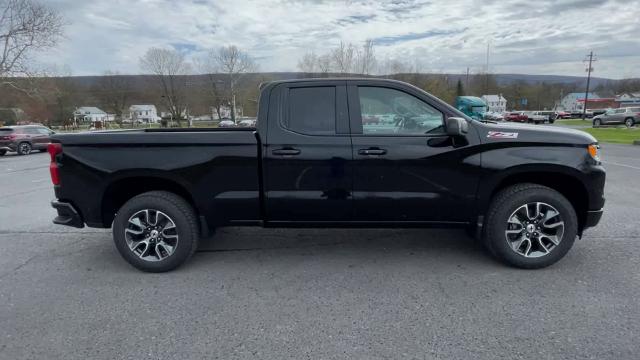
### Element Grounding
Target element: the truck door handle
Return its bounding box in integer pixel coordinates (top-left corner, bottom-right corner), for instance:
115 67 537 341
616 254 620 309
358 148 387 156
272 148 301 156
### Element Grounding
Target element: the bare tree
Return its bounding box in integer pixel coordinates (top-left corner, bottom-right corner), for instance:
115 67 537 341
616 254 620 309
96 71 131 125
317 54 332 76
330 41 355 75
214 45 256 123
297 51 317 75
0 0 64 92
44 65 81 128
355 39 376 75
194 56 228 121
297 40 376 77
140 47 191 126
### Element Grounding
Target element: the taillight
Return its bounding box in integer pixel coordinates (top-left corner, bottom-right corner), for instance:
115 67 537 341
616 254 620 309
48 143 63 185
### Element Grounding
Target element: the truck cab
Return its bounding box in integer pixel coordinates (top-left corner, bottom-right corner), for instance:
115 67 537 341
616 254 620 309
454 96 487 120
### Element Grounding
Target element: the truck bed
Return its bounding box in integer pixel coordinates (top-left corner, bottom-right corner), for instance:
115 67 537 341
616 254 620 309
51 129 261 229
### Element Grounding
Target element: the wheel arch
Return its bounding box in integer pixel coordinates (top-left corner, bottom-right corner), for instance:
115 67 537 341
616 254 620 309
101 175 201 232
479 165 590 235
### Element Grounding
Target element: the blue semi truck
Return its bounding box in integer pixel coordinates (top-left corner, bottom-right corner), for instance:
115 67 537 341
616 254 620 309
455 96 487 120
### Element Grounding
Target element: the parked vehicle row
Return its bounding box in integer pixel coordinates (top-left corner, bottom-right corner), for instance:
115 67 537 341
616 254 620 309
496 111 556 124
0 125 55 156
592 107 640 128
218 119 257 128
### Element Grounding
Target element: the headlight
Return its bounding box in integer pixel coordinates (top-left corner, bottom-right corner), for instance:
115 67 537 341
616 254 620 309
588 144 601 162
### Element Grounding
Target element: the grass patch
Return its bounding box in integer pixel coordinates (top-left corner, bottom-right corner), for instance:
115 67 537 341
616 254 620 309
554 119 592 126
579 127 640 144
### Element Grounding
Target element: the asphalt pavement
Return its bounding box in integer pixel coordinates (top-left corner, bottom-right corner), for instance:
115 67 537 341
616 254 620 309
1 146 639 360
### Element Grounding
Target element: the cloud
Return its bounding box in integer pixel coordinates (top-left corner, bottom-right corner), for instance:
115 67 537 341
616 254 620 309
37 0 640 79
373 29 468 46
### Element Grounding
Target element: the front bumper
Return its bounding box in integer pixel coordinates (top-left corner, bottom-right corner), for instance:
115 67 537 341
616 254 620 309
584 208 604 229
51 200 84 228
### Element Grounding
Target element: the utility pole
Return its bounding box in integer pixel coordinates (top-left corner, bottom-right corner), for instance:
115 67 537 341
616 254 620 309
582 51 596 120
484 42 490 95
465 67 469 90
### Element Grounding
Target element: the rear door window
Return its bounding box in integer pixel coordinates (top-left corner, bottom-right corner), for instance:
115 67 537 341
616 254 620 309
285 86 336 135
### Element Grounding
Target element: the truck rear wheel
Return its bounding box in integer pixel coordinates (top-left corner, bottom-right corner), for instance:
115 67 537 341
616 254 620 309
112 191 199 272
483 183 577 269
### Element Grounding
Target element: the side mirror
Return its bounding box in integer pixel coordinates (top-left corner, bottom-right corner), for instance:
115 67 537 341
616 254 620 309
446 117 468 136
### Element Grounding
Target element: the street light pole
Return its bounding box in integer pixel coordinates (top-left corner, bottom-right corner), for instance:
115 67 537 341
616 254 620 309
582 51 596 121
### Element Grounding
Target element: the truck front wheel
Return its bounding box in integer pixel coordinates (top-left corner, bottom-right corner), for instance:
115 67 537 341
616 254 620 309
483 184 577 269
112 191 200 272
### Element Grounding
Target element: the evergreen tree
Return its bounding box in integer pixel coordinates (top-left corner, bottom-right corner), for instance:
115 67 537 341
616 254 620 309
456 79 465 97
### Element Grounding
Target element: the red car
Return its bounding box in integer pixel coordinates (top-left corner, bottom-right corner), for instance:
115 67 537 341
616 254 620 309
505 112 528 123
0 125 55 156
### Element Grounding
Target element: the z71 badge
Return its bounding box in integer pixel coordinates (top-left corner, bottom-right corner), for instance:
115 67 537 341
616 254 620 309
487 131 518 139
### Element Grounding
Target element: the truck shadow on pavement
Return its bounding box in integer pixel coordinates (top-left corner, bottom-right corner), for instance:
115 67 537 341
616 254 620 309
185 227 498 269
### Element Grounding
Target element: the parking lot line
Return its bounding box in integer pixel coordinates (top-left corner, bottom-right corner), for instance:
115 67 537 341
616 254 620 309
603 161 640 171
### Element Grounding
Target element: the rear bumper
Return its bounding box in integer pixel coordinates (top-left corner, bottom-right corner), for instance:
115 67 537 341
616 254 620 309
51 200 84 228
0 141 15 151
584 208 604 229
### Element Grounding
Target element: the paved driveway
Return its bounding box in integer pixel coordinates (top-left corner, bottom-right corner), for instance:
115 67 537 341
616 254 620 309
0 146 638 359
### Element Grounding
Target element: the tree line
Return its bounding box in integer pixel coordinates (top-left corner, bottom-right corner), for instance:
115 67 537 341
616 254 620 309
2 0 640 127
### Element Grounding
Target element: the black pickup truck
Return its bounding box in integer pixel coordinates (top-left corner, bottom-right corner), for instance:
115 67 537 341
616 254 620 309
49 78 605 272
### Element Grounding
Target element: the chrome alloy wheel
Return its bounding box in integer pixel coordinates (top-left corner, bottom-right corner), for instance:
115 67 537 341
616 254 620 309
505 202 565 258
125 209 179 262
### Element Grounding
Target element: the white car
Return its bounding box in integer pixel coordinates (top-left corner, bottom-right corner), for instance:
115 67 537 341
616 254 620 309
238 119 257 127
218 120 235 128
524 111 547 124
484 111 505 121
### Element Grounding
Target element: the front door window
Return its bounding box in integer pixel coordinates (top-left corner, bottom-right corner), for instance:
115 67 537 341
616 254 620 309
358 87 444 135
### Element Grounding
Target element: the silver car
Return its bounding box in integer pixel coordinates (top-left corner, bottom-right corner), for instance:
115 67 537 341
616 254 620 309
593 107 640 127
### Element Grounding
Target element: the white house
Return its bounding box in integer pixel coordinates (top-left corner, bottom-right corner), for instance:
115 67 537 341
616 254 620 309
129 105 159 123
73 107 114 124
559 92 600 111
481 94 507 113
615 92 640 107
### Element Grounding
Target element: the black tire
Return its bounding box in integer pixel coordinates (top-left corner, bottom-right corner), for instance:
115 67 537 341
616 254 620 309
17 142 31 155
0 149 5 156
483 183 577 269
593 119 601 128
112 191 200 272
625 118 634 128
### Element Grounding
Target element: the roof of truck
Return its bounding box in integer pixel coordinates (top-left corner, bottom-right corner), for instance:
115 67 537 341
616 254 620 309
260 77 409 89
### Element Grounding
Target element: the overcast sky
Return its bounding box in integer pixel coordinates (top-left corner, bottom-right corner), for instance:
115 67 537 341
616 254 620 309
43 0 640 79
